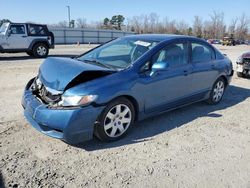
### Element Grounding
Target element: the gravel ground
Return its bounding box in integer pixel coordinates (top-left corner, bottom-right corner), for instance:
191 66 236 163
0 44 250 188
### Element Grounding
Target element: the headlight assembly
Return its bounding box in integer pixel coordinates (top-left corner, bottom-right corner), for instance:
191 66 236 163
58 95 98 107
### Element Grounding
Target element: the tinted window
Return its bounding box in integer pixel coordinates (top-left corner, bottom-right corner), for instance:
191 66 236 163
28 25 47 35
9 25 25 34
153 43 188 68
192 43 215 63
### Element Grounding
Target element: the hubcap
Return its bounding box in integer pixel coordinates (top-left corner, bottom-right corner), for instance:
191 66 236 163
213 81 224 102
37 46 47 56
104 104 132 138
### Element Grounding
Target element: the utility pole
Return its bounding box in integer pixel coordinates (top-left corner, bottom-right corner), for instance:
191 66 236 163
66 5 71 28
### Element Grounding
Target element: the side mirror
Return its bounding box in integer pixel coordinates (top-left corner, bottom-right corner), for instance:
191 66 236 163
150 61 169 76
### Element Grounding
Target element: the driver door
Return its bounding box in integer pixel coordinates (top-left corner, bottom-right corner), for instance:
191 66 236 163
137 42 193 114
4 24 30 49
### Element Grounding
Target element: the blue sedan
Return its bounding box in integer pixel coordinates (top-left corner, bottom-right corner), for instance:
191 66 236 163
22 34 234 144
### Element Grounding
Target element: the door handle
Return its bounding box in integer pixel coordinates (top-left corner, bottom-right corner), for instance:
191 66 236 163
183 70 189 76
22 36 27 38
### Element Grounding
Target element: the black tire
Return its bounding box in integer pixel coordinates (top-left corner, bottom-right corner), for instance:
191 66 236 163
33 43 49 58
94 97 135 142
237 72 245 78
207 77 226 105
26 51 34 57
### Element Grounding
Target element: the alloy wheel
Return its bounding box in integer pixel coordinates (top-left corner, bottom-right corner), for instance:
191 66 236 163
37 46 47 56
213 80 224 102
104 104 132 138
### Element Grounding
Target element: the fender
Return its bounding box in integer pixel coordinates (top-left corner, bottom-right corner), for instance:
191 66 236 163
28 39 50 51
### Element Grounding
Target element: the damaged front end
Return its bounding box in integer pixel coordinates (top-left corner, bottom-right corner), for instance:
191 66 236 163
30 77 62 106
29 70 113 109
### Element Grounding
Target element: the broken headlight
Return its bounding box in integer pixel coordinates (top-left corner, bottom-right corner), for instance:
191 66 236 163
30 77 42 91
58 95 98 107
236 56 243 64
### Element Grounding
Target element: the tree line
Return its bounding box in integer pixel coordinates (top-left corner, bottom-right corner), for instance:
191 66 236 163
1 11 249 40
126 12 249 40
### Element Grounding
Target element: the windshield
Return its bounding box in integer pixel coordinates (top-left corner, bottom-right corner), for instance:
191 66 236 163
0 22 10 34
78 38 158 69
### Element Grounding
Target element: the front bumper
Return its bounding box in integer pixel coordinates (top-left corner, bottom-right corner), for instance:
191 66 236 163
22 88 104 144
236 64 250 72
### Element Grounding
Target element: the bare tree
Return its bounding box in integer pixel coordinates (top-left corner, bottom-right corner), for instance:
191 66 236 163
228 17 238 35
193 16 203 38
128 16 143 33
209 11 225 38
236 13 249 40
76 18 87 28
176 20 189 35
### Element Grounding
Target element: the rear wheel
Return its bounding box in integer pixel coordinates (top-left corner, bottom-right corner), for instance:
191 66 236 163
94 97 135 142
33 43 49 58
207 78 225 104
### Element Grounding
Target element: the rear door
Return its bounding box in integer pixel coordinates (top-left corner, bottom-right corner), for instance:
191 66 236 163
190 41 218 94
5 24 30 49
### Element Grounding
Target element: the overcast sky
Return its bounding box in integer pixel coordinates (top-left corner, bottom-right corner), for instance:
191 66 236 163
1 0 249 25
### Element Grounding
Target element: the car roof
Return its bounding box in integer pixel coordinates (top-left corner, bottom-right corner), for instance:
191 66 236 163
124 34 200 42
10 22 46 26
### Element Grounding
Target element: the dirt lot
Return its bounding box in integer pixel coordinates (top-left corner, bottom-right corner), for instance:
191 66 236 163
0 44 250 188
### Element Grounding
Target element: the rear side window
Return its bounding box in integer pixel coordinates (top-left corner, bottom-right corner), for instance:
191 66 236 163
28 24 48 36
9 25 25 34
153 42 188 68
191 43 215 63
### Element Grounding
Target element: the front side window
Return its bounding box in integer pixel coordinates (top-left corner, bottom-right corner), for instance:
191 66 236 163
152 42 189 68
192 43 215 63
78 38 158 69
9 25 25 34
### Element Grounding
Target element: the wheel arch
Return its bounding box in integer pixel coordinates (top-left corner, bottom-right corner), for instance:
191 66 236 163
218 75 228 87
29 39 49 51
107 95 139 122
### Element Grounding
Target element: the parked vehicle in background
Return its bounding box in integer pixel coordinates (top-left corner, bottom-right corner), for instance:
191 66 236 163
0 22 54 58
236 51 250 77
222 36 235 46
207 39 222 45
22 34 234 144
244 40 250 45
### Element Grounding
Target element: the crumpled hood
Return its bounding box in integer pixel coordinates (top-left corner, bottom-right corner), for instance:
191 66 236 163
39 57 111 91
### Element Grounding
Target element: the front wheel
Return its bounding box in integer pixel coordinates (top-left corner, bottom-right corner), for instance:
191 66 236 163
94 97 135 142
33 43 49 58
207 78 225 105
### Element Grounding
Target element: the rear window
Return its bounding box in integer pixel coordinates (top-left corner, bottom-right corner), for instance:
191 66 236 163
191 42 215 63
28 24 48 36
